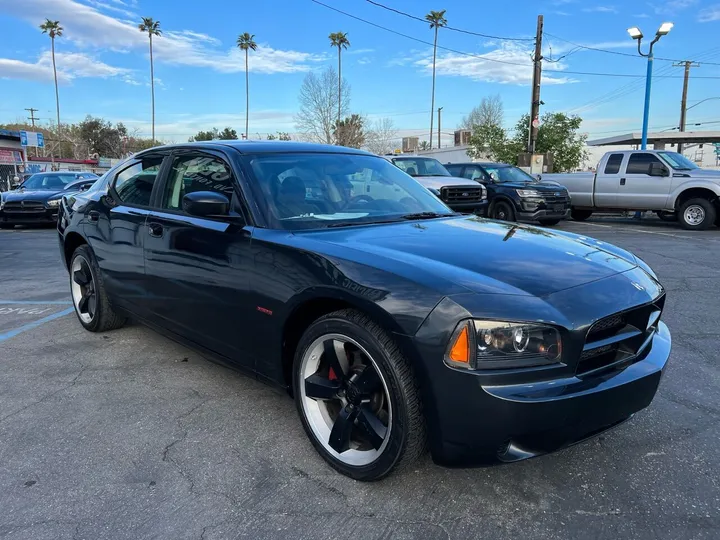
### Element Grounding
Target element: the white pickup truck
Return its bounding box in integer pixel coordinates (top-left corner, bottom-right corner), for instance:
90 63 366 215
541 150 720 230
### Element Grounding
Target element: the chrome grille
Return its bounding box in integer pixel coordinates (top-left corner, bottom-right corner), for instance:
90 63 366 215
440 186 484 204
577 295 665 376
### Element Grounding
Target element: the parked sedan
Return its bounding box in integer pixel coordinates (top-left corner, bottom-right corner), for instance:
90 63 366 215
0 172 98 228
445 162 570 226
58 141 670 480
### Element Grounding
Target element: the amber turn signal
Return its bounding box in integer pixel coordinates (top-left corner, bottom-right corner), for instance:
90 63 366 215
448 324 471 364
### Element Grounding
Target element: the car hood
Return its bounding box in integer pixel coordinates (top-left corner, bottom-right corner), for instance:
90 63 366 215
679 168 720 180
413 175 480 190
2 189 64 202
309 216 639 297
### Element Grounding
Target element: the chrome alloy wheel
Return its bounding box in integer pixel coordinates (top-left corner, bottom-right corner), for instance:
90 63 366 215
299 334 392 466
71 255 96 324
683 204 705 226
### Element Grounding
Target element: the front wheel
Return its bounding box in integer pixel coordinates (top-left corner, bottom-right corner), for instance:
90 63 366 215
293 309 426 481
678 198 716 230
491 201 515 221
70 245 126 332
538 218 561 226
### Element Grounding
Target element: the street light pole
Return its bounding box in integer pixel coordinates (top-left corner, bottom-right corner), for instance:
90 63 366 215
628 22 673 150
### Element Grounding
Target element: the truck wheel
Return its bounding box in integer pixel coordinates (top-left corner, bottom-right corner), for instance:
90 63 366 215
492 201 515 221
679 198 716 230
570 209 593 221
655 211 677 222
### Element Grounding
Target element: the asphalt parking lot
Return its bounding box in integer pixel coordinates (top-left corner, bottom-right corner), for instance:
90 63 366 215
1 218 719 540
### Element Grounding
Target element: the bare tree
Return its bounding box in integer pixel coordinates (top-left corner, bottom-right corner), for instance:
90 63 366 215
364 117 398 155
295 66 350 144
460 94 504 130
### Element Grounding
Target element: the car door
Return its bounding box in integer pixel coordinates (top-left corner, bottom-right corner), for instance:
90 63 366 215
618 153 672 209
85 152 169 315
143 148 255 369
593 153 624 207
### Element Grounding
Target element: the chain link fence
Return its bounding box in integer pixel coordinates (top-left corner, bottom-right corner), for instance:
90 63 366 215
0 164 19 192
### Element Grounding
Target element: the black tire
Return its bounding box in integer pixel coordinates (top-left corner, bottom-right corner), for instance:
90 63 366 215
293 309 426 481
0 223 14 229
491 200 515 221
678 198 716 230
538 218 561 226
69 244 126 332
571 209 593 221
655 210 677 222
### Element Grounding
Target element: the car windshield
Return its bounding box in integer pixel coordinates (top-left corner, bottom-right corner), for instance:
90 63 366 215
246 153 454 230
657 152 699 171
482 165 537 183
20 173 78 190
392 157 451 177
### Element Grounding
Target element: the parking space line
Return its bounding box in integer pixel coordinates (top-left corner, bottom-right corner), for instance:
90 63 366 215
579 221 717 240
0 307 74 342
0 300 72 305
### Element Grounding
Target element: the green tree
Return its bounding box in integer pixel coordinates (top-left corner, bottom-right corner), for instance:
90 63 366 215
188 127 238 142
329 32 351 130
468 123 519 164
39 19 63 133
425 9 447 149
418 140 430 151
237 32 257 140
334 114 365 148
512 112 588 172
138 17 162 142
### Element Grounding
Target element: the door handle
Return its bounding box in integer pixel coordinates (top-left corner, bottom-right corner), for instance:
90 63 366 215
88 210 100 222
148 222 164 238
620 178 626 185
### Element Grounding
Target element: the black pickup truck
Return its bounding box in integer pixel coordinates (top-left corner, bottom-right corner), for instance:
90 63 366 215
445 162 570 226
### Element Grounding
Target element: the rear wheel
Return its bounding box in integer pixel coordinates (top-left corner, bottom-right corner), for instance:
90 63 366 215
293 309 425 481
70 245 126 332
570 209 593 221
491 201 515 221
538 218 561 226
678 198 716 230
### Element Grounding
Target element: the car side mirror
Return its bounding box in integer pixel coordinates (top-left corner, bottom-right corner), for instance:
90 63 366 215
648 163 669 177
182 191 230 218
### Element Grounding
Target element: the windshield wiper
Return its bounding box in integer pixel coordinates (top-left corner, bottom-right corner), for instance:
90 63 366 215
400 211 453 220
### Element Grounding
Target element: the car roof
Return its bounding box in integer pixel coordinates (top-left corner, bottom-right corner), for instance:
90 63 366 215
138 140 374 156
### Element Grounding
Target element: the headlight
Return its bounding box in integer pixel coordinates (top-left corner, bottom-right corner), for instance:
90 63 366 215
516 189 541 198
46 198 61 207
428 187 441 198
480 185 487 199
445 320 562 370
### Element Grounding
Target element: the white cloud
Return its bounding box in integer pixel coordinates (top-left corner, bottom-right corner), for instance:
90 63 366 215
81 0 138 19
553 11 571 16
357 57 372 65
411 42 574 85
0 51 133 84
3 0 326 74
635 13 651 18
582 6 618 13
654 0 698 14
698 5 720 21
347 48 375 55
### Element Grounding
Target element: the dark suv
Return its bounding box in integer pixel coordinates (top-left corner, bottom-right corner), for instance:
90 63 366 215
445 162 570 226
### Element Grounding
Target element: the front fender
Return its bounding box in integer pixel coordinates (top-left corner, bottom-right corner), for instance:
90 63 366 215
668 181 720 208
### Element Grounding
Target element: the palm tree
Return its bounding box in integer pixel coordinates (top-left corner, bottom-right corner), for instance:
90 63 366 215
39 19 63 132
329 32 350 130
138 17 161 142
425 10 447 150
237 33 257 140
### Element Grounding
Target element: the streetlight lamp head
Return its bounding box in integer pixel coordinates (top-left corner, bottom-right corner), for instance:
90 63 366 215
656 22 674 36
627 27 643 40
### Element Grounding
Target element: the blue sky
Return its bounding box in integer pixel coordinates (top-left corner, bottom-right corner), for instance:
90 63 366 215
0 0 719 144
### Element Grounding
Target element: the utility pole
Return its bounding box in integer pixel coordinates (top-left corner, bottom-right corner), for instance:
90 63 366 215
25 108 39 157
437 107 443 149
673 60 699 155
527 14 544 153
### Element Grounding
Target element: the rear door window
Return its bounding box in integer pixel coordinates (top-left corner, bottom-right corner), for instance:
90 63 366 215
112 156 164 207
604 154 624 174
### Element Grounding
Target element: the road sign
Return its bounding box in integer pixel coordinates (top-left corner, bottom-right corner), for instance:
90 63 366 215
19 130 44 148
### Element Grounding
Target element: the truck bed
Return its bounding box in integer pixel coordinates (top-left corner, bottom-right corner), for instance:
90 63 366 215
540 172 595 207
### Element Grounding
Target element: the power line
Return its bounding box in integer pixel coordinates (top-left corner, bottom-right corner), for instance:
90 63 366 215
364 0 534 42
309 1 720 79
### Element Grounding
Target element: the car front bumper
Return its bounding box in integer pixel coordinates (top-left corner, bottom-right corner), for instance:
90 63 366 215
407 283 671 466
447 200 488 216
515 198 570 221
0 208 58 225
